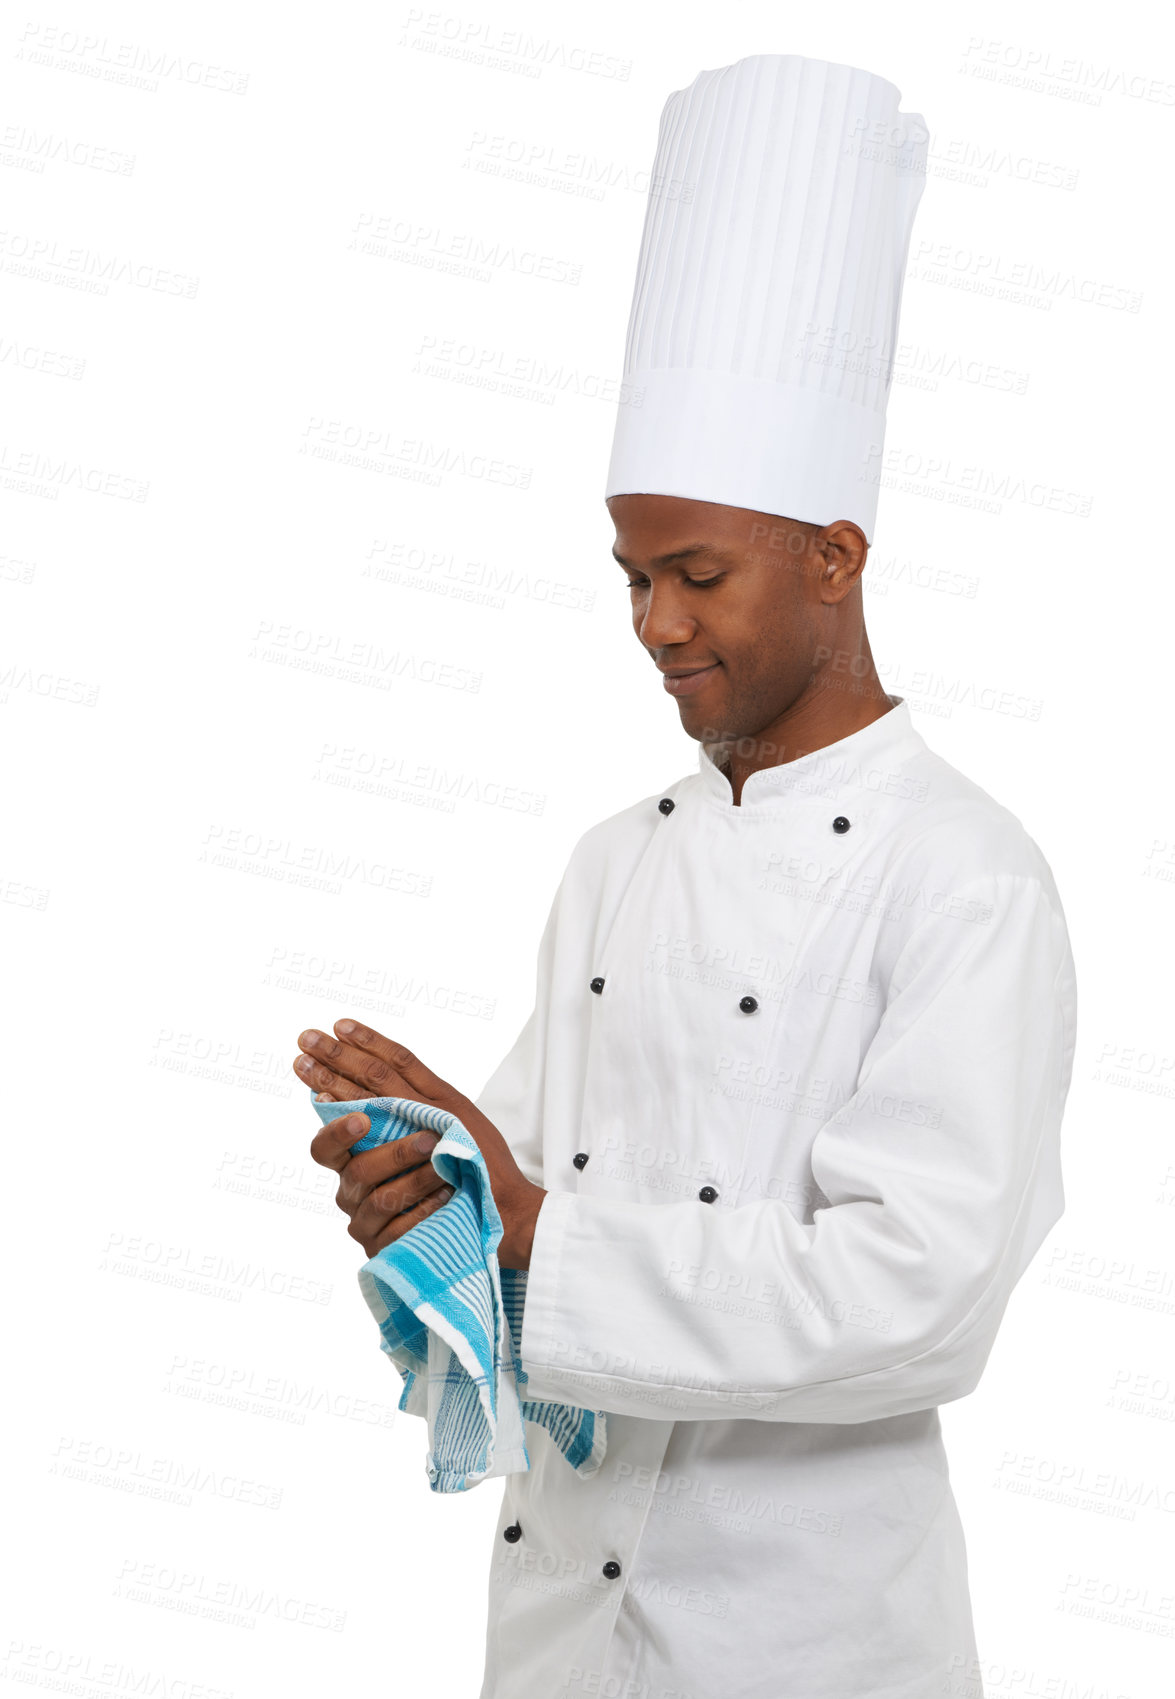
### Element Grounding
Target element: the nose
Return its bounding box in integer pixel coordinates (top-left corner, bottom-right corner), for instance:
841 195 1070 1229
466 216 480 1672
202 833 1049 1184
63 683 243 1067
634 582 697 649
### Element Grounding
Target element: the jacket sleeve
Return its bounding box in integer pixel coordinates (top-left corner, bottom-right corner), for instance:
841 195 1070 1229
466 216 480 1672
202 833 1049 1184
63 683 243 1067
517 871 1077 1425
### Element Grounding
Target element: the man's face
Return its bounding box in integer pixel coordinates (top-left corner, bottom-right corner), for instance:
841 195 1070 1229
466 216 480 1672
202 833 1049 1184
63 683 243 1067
607 492 834 746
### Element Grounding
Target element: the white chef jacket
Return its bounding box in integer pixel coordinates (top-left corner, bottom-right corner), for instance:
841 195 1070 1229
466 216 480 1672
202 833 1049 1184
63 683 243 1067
471 696 1077 1699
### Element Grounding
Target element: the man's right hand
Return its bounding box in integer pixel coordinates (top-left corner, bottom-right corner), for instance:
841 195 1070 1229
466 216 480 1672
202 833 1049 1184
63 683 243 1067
309 1111 455 1257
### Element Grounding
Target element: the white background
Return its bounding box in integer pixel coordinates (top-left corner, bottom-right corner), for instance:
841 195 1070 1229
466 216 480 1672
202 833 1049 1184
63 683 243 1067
2 2 1172 1696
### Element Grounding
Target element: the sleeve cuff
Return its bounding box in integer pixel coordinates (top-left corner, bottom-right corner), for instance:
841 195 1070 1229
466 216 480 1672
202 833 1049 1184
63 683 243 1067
517 1188 578 1402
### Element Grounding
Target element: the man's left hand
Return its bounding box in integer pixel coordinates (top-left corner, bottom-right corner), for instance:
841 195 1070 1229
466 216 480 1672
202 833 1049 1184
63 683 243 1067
293 1019 547 1270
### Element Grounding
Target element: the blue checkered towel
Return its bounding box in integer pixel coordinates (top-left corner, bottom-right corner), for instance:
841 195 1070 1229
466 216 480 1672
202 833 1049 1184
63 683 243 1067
311 1093 607 1493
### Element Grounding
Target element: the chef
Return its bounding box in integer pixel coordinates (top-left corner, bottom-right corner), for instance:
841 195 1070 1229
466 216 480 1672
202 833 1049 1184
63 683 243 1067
294 54 1078 1699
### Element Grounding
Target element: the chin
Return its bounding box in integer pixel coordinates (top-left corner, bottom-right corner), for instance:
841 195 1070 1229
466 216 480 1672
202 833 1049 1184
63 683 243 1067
678 697 730 743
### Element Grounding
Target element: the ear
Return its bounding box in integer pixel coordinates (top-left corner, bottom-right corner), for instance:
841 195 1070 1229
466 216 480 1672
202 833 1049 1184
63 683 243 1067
816 522 869 603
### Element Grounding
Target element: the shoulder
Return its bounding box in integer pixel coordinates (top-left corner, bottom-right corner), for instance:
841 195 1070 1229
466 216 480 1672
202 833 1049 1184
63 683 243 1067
881 743 1066 914
868 746 1075 1023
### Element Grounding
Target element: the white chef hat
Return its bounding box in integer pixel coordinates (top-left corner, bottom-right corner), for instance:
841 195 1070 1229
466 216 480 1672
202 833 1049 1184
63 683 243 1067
605 54 928 545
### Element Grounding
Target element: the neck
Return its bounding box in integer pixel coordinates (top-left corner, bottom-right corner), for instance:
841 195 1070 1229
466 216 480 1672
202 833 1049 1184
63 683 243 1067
718 662 892 807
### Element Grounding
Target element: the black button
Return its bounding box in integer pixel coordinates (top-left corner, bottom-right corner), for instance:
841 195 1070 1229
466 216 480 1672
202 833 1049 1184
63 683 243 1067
602 1560 621 1579
698 1185 718 1204
503 1522 522 1542
739 995 758 1013
832 816 851 834
573 1152 589 1170
590 976 605 994
658 797 675 815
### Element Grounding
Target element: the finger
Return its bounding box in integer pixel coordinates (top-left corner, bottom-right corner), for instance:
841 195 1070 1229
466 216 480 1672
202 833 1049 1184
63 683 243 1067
349 1161 449 1244
294 1026 400 1096
363 1185 456 1256
332 1020 457 1105
308 1110 371 1174
293 1052 376 1100
335 1133 440 1213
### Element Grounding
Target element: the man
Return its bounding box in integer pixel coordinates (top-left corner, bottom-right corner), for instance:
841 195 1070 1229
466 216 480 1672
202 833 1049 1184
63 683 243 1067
294 55 1077 1699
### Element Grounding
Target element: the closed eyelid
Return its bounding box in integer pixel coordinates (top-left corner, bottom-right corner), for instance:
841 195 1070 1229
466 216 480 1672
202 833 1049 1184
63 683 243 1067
624 574 724 588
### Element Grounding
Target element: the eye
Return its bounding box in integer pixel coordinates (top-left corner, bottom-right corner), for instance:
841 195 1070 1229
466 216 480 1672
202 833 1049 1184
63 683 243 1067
623 575 724 590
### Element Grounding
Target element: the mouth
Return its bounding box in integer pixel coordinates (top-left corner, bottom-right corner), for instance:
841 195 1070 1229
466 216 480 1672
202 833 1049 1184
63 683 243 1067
660 662 721 698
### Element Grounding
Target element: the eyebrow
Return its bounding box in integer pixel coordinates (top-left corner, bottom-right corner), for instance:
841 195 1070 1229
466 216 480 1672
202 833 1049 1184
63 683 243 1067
611 542 733 570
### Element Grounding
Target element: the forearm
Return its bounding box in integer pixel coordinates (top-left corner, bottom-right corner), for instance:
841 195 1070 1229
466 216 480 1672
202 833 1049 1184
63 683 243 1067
516 1182 1057 1423
518 875 1072 1424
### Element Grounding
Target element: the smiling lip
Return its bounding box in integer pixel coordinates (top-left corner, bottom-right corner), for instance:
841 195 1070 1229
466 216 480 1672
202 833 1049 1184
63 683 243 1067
660 662 721 697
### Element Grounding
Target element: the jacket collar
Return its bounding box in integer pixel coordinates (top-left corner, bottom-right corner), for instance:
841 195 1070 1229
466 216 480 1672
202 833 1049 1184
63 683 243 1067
697 695 928 812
